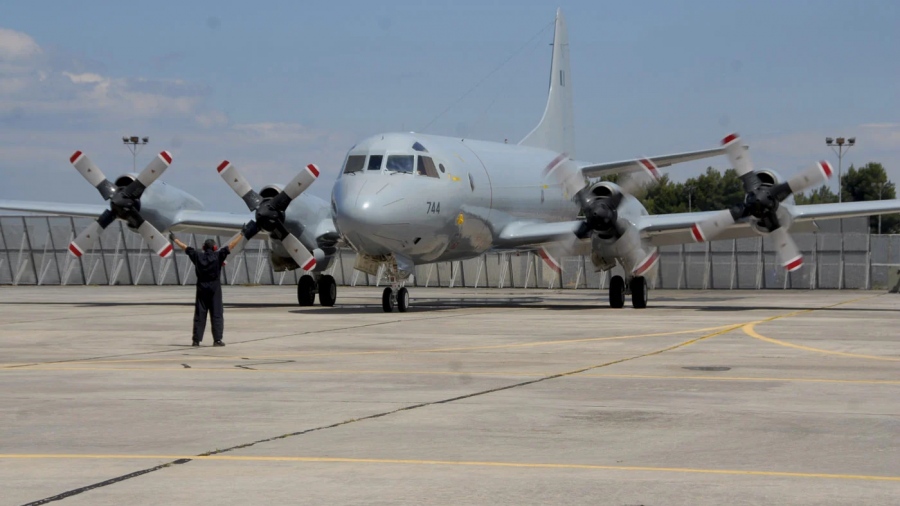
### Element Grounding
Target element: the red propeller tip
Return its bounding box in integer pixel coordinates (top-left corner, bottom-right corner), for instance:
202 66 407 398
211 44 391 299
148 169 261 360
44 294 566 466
721 133 739 145
70 151 83 164
159 151 172 164
819 161 833 178
306 164 320 177
785 257 803 272
638 158 660 180
690 224 706 242
633 250 660 277
68 243 84 257
217 161 230 173
301 258 317 271
158 243 174 258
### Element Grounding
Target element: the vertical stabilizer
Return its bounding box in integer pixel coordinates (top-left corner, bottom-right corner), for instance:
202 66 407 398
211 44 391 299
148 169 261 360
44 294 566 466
519 9 575 157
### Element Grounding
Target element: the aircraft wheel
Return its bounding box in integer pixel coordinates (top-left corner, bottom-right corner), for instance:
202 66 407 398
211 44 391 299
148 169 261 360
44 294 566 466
382 287 394 312
630 276 648 309
397 287 410 312
609 275 625 309
318 275 337 307
297 275 316 306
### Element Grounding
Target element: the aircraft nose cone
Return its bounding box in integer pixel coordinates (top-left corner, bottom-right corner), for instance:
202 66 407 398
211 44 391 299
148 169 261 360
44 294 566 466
332 177 408 255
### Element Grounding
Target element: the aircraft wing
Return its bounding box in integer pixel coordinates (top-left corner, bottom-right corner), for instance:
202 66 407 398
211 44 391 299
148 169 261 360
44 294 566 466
0 199 107 219
0 199 251 237
578 146 727 179
496 220 584 249
168 210 251 236
638 200 900 247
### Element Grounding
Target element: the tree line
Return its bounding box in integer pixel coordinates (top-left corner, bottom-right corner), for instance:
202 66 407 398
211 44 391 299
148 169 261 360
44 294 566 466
616 162 898 234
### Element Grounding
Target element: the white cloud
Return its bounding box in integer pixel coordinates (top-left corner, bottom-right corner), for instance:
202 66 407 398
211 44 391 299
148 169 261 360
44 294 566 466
0 28 41 61
0 27 355 211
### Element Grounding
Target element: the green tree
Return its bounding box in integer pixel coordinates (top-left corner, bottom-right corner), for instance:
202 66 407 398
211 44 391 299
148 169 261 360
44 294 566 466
840 163 899 233
641 167 745 214
793 185 838 205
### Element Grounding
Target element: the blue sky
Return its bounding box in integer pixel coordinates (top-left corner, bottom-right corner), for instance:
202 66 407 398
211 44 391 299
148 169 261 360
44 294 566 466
2 0 898 211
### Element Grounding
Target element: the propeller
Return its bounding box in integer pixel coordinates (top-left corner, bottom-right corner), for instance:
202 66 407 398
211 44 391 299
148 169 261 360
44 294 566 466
690 133 833 271
218 161 320 271
67 151 174 259
546 156 662 276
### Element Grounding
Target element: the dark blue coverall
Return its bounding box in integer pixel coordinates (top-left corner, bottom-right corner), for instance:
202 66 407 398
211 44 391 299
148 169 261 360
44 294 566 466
186 246 231 343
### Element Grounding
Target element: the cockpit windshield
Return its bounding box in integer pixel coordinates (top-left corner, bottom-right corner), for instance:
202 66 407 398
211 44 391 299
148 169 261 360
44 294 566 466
386 155 414 174
342 155 365 174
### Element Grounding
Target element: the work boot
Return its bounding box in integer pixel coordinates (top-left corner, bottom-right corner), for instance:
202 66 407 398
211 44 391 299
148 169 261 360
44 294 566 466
213 341 225 347
192 341 200 347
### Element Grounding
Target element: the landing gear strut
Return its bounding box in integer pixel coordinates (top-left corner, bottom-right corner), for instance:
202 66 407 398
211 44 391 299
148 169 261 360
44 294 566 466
296 274 338 307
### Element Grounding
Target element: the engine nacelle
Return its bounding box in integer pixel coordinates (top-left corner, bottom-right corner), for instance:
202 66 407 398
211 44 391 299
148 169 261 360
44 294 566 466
754 169 784 187
259 184 283 199
112 173 203 232
585 181 619 200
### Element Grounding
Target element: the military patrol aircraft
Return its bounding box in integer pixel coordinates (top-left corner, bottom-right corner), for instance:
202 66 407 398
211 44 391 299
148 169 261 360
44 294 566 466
4 9 900 313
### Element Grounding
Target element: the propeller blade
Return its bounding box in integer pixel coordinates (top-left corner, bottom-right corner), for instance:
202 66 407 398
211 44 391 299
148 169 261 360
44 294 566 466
722 133 761 193
786 161 834 195
136 220 174 258
217 160 263 211
135 151 173 188
632 247 660 277
70 151 117 200
618 158 662 195
278 232 317 272
68 209 115 257
271 222 315 271
690 208 739 242
770 226 803 272
269 163 321 213
282 164 320 200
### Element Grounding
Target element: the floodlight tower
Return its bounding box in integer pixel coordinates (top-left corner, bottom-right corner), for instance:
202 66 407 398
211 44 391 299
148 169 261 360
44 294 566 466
123 136 150 172
825 136 855 203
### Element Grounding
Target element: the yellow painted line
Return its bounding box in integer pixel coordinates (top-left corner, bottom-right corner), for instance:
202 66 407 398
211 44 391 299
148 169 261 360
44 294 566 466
16 324 738 367
0 454 897 482
743 322 900 362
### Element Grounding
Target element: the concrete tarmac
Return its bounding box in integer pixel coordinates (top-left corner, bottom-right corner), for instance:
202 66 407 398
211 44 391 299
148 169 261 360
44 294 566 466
1 286 898 505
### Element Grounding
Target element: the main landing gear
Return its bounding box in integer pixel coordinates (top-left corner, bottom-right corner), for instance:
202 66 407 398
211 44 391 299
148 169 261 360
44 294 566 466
608 275 648 309
297 274 337 307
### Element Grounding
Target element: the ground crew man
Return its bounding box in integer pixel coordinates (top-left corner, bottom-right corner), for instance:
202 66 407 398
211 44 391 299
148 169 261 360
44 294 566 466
172 233 244 347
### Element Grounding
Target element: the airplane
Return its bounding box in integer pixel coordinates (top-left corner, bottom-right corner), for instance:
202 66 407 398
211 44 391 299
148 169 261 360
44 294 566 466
4 9 900 313
323 9 900 311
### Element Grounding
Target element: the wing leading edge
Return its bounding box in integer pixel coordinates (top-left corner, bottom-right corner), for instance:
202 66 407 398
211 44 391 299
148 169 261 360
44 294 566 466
578 146 732 179
638 200 900 247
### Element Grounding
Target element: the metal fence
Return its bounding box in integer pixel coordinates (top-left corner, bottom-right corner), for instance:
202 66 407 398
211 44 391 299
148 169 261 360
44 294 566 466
2 215 899 289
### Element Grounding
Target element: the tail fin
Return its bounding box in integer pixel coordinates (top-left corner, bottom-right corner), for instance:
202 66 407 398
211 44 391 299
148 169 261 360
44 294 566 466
519 9 575 157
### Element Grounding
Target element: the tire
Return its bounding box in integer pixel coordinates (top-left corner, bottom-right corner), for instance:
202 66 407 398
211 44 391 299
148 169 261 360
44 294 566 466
318 275 337 307
382 287 394 312
609 275 625 309
397 287 410 312
297 275 316 306
630 276 648 309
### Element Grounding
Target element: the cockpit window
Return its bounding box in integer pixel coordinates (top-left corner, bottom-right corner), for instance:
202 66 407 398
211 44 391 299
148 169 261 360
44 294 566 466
417 156 440 178
386 155 414 174
343 155 365 174
412 142 428 152
367 155 384 171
